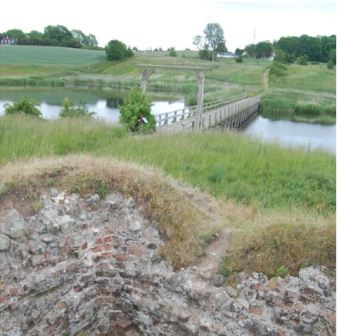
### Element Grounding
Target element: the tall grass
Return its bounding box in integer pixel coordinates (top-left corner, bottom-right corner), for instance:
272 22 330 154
260 93 336 124
0 115 335 214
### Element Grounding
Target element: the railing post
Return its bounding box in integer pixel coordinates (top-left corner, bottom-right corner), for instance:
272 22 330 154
194 70 205 131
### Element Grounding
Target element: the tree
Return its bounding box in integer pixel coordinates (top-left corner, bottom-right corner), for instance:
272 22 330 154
5 29 27 44
105 40 133 60
235 48 244 56
44 25 80 48
168 47 177 57
203 23 225 61
119 87 155 133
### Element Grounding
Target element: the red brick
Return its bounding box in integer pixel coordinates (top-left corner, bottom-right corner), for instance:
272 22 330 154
102 244 111 252
116 319 132 330
81 242 88 250
249 306 263 316
91 246 102 253
103 236 112 243
0 296 7 304
101 252 112 259
95 237 103 244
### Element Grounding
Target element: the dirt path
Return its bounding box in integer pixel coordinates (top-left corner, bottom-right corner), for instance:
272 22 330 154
196 229 231 279
263 68 270 92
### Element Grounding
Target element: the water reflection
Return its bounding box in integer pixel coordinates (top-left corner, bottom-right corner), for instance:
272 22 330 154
244 116 336 154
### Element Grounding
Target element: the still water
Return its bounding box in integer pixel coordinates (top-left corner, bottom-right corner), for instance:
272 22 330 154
0 88 185 122
244 116 336 154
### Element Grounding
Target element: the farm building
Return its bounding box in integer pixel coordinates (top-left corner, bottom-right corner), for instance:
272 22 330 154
0 36 16 45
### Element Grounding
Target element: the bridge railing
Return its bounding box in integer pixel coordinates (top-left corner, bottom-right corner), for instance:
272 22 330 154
155 94 248 127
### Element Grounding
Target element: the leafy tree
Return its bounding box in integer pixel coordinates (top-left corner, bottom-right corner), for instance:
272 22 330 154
4 29 26 43
244 41 273 58
203 23 225 61
44 25 80 48
119 87 155 133
216 41 227 53
198 45 213 60
4 98 41 117
235 55 243 63
235 48 244 56
168 47 177 57
327 60 334 70
296 55 308 65
59 98 95 118
105 40 133 60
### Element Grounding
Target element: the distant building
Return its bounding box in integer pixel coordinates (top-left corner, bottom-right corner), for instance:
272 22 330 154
217 52 235 58
0 36 16 45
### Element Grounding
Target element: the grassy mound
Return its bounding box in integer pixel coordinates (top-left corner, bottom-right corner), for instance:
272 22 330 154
223 222 335 279
0 155 226 270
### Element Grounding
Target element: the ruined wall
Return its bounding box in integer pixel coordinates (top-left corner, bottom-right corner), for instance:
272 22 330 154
0 189 336 336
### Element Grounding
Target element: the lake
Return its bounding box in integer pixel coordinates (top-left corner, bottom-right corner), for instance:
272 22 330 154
244 116 336 154
0 88 185 122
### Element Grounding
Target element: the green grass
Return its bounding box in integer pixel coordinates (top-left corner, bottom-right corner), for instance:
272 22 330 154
260 91 336 124
0 45 106 65
270 63 336 93
0 115 335 214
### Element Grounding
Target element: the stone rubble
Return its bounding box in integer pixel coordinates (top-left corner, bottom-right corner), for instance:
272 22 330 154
0 189 336 336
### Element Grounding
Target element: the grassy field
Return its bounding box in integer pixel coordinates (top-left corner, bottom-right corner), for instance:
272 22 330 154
0 115 335 214
0 115 335 276
0 45 106 65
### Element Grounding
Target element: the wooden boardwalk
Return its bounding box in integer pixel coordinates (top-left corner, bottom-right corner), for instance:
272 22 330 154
156 95 261 133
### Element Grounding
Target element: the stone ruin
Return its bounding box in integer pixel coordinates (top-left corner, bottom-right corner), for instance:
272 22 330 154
0 189 336 335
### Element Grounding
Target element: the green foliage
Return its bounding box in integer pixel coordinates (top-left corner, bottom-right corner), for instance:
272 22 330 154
296 55 308 65
168 47 177 57
235 55 243 63
198 46 213 60
4 97 41 117
244 41 273 58
327 60 334 70
59 98 95 118
276 266 289 278
119 87 155 133
105 40 133 61
274 34 335 62
269 61 288 77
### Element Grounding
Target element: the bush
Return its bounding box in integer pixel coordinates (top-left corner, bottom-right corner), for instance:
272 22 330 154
296 55 308 65
327 60 334 70
105 39 133 61
59 98 95 118
198 48 213 61
119 87 156 133
269 61 288 77
168 47 177 57
4 97 42 117
235 55 243 63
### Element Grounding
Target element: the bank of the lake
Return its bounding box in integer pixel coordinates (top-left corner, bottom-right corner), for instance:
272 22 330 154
244 116 336 154
0 115 335 214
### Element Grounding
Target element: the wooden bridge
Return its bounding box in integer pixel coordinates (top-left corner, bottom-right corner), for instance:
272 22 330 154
137 64 260 132
155 94 261 132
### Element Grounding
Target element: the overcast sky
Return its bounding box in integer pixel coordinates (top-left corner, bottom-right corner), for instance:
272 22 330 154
1 0 336 51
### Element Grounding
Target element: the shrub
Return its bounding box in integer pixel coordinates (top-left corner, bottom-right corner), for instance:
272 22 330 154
105 39 133 61
276 265 289 278
269 61 288 77
59 98 95 118
119 87 156 133
296 55 308 65
235 55 243 63
4 97 42 117
168 47 177 57
327 60 334 70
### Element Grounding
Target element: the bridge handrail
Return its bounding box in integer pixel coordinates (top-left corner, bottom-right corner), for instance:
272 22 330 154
155 94 248 127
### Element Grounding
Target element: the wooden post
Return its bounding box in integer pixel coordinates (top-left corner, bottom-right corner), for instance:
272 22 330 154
141 68 154 94
194 70 205 131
